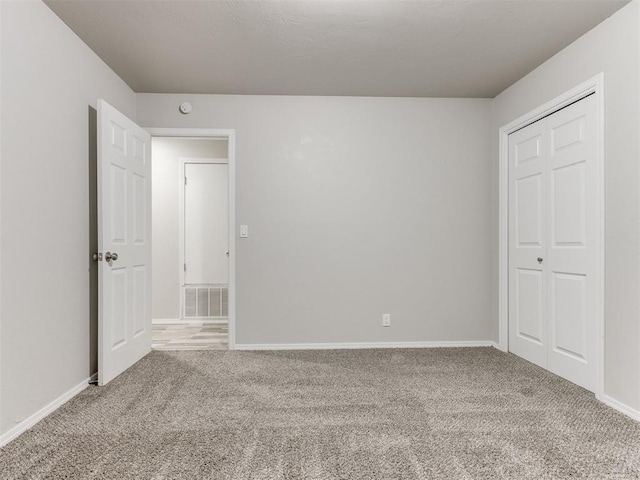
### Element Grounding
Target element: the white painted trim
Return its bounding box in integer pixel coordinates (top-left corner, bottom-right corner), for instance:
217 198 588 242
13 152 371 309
601 395 640 422
638 33 640 417
497 73 605 398
146 128 237 350
227 131 237 351
180 157 228 164
0 0 3 438
234 340 495 351
0 377 90 448
152 318 228 326
178 157 228 320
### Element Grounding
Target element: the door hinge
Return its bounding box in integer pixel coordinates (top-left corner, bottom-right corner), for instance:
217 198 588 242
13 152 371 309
184 263 187 271
184 176 187 186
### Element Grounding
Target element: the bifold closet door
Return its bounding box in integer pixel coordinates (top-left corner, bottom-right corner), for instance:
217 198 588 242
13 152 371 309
546 95 598 391
508 118 548 369
509 94 598 392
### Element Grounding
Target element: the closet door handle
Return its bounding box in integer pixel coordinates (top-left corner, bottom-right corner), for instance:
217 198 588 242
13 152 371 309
537 257 543 264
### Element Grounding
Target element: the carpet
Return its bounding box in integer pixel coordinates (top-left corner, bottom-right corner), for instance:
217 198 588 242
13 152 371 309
0 347 639 479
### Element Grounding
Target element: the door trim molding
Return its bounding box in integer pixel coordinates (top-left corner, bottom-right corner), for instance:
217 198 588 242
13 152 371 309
497 73 605 400
146 128 237 350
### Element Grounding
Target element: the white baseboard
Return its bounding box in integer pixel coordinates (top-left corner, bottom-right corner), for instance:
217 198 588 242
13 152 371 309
152 318 180 324
0 377 90 448
233 340 495 351
601 394 640 421
494 341 508 352
152 318 228 326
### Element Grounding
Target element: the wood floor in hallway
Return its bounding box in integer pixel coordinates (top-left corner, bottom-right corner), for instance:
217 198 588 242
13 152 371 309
152 322 228 351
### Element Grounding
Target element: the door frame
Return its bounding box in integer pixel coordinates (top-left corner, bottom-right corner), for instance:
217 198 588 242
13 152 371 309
146 128 237 349
497 73 605 399
179 157 229 321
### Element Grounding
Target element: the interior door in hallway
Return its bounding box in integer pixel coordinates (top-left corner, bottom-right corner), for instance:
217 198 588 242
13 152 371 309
184 162 229 285
508 94 598 392
98 99 152 386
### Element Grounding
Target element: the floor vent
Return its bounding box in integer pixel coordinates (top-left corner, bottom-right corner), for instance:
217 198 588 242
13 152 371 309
184 285 228 318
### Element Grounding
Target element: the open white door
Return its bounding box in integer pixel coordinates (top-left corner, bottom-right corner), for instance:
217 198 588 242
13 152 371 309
97 99 152 386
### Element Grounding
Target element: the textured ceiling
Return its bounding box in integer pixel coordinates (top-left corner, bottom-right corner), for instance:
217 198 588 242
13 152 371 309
44 0 630 98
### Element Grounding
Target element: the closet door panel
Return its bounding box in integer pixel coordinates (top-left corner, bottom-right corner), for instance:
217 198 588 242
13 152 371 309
547 94 598 392
508 119 547 368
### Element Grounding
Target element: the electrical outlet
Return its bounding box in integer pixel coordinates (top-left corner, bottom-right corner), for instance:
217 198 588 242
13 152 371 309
382 313 391 327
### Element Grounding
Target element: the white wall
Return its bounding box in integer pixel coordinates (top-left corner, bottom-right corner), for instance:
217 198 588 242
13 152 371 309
152 137 228 320
137 95 494 346
0 1 136 437
491 1 640 411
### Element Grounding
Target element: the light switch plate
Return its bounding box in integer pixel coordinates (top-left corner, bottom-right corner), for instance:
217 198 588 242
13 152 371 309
240 225 249 238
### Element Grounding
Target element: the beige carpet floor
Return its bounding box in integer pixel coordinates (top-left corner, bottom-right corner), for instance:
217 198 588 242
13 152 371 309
0 348 639 479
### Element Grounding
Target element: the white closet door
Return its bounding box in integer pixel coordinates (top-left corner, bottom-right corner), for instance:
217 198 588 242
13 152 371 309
184 163 229 285
508 119 548 368
546 95 597 391
508 94 598 392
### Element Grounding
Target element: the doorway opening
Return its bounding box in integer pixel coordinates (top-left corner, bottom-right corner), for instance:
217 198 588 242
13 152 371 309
150 135 234 350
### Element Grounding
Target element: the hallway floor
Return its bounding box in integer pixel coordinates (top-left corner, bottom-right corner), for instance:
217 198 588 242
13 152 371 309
152 322 228 350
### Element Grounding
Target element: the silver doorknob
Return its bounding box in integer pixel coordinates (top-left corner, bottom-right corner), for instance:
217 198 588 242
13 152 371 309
537 257 543 264
105 252 118 262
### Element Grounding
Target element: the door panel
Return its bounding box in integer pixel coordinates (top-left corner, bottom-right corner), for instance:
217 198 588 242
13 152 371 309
515 268 544 343
110 267 127 349
133 174 146 244
551 161 586 246
508 119 547 368
515 173 543 246
132 265 147 337
515 134 542 166
111 165 127 243
184 163 229 286
546 95 597 391
98 99 152 386
550 114 585 153
551 272 587 360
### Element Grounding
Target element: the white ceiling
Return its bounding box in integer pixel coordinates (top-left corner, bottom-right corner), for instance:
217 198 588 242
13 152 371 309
45 0 630 98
